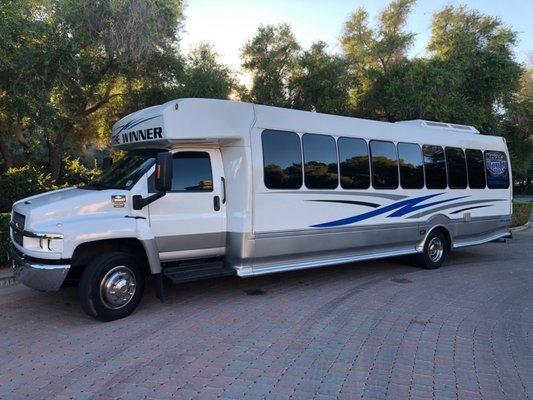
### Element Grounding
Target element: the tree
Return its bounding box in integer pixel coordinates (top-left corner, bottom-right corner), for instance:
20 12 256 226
428 5 521 132
241 24 300 107
181 43 234 99
289 42 350 115
502 67 533 188
0 0 55 168
340 0 416 116
1 0 186 178
341 0 416 74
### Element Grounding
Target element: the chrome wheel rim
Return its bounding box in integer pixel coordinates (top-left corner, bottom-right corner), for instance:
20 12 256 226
100 266 136 309
428 237 444 263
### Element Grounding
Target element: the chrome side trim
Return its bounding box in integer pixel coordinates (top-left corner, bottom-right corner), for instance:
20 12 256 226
236 246 421 277
255 220 420 239
156 232 226 253
10 222 63 239
11 246 70 292
452 230 511 249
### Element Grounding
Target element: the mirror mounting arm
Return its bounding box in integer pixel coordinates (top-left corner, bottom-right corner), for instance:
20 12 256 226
132 191 167 210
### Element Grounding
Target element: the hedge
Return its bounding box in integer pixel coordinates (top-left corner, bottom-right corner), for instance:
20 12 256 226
0 213 10 266
0 166 55 213
512 202 532 227
0 158 101 213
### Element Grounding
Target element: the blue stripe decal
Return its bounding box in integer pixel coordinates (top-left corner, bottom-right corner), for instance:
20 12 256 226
311 193 469 228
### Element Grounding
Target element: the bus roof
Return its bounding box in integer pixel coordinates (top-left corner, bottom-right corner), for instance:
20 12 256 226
111 98 506 151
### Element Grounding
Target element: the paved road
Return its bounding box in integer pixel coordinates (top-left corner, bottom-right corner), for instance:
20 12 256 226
0 229 532 400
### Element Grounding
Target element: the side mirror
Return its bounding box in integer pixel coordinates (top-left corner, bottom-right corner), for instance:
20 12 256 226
132 151 173 210
155 152 173 192
102 156 113 170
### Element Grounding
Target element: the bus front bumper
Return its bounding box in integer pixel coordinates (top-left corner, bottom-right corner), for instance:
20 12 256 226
11 246 70 292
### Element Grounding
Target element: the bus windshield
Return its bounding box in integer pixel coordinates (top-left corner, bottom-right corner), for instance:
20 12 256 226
85 150 159 190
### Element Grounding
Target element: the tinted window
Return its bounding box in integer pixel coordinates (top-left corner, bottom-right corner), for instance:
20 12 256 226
445 147 467 189
338 137 370 189
370 140 398 189
465 149 486 189
303 134 338 189
172 152 213 191
423 145 447 189
398 143 424 189
485 151 510 189
262 130 302 189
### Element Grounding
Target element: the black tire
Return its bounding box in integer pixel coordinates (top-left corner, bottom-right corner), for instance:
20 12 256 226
78 252 145 321
414 230 448 269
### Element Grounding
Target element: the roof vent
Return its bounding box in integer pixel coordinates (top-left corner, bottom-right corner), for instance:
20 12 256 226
395 119 479 133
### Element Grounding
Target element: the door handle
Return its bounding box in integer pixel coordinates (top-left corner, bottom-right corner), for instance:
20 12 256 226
214 196 220 211
221 177 226 204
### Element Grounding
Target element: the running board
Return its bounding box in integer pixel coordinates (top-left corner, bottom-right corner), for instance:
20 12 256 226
452 230 511 249
162 259 235 283
236 247 420 277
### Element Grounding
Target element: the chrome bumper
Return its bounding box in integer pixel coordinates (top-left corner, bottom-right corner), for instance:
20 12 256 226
11 246 70 292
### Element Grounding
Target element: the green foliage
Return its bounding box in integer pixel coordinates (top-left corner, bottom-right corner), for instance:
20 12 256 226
0 213 10 265
341 0 416 74
289 42 350 115
512 202 532 227
0 0 531 188
181 43 234 99
0 166 55 213
0 0 187 179
241 24 300 106
58 157 101 187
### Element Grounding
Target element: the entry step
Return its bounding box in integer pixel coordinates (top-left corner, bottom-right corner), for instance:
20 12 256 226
162 259 235 283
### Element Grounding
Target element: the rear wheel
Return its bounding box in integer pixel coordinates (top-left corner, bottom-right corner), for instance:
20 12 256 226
78 252 145 321
415 230 448 269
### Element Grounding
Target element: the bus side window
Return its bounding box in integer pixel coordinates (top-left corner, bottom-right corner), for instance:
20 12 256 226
171 152 213 192
423 145 447 189
338 137 370 189
302 134 338 189
445 147 467 189
465 149 486 189
262 130 303 190
398 143 424 189
484 150 510 189
370 140 399 189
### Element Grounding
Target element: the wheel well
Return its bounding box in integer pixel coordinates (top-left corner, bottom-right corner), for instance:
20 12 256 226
428 226 452 252
65 239 150 285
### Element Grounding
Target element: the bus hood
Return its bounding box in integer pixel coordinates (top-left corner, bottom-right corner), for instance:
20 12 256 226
12 187 130 233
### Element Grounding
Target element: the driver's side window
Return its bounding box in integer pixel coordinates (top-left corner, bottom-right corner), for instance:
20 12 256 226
171 152 213 192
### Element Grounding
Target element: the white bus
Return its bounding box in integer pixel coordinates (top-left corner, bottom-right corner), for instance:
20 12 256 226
10 99 512 320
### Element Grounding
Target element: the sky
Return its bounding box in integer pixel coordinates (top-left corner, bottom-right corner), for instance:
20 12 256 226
180 0 532 85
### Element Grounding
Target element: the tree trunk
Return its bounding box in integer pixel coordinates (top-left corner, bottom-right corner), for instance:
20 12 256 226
0 138 13 169
14 124 28 150
47 140 63 181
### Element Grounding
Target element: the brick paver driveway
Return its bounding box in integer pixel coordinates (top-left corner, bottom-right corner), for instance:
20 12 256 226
1 228 532 400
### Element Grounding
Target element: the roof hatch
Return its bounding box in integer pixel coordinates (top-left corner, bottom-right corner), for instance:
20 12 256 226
395 119 479 133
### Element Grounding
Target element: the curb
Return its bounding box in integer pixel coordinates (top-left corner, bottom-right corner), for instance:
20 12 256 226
511 222 530 233
0 274 18 289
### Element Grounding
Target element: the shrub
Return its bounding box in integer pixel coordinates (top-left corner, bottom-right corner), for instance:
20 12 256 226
0 166 55 213
0 213 10 266
58 157 101 187
512 202 532 227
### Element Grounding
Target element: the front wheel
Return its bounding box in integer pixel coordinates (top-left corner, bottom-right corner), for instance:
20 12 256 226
78 252 145 321
414 230 448 269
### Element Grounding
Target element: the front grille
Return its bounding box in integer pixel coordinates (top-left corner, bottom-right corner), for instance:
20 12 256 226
11 212 25 246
